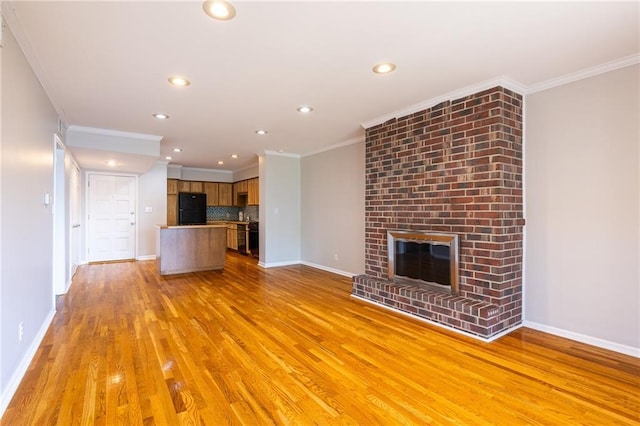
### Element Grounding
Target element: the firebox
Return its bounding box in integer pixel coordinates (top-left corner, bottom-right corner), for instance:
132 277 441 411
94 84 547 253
387 230 460 294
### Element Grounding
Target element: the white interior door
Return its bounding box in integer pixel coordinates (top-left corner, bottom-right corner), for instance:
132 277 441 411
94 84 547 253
70 162 81 275
88 174 136 262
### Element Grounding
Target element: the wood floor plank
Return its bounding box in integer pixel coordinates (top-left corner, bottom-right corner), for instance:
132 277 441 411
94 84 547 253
3 252 639 425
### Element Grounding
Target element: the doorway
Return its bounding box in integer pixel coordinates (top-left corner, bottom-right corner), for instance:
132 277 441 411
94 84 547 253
87 173 137 262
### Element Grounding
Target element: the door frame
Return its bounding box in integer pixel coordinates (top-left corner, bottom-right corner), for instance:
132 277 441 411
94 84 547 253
68 157 82 280
85 171 139 262
53 133 66 296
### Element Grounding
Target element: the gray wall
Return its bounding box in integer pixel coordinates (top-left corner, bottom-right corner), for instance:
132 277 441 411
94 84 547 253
525 64 639 351
300 142 365 276
137 162 168 258
1 25 59 406
261 153 300 265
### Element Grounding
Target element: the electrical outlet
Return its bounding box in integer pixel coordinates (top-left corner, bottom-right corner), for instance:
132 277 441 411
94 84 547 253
333 253 339 261
18 322 24 342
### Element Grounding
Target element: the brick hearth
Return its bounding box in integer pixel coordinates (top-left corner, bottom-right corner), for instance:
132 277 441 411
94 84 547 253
353 86 524 339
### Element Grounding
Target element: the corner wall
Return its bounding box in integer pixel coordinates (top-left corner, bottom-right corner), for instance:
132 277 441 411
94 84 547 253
525 64 640 352
300 142 366 276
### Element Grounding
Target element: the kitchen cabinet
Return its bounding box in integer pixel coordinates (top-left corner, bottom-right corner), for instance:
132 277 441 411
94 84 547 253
226 223 238 250
233 180 247 207
178 180 204 193
204 182 219 206
218 183 233 206
167 194 177 225
177 180 191 193
247 178 259 205
167 179 178 195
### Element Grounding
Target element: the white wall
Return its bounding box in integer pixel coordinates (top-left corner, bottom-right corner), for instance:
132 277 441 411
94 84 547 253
525 64 640 353
137 161 168 258
1 24 59 412
260 152 301 266
180 167 233 182
233 164 259 181
300 142 366 276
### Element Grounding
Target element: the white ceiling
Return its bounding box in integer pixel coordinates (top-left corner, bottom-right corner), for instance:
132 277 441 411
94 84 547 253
5 1 639 174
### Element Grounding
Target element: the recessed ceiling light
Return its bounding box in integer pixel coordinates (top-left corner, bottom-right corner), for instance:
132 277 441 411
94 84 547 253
153 113 169 119
255 129 267 135
165 156 173 160
373 62 396 74
217 161 224 165
203 0 236 21
231 154 239 159
173 148 182 152
168 76 191 87
297 106 313 113
106 160 119 167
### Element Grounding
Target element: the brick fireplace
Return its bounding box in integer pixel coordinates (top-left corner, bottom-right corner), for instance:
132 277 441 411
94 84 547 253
352 86 524 339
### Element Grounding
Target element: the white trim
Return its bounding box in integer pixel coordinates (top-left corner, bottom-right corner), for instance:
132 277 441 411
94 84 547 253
527 54 640 94
352 295 522 343
523 321 640 358
301 136 365 158
181 166 233 174
361 76 527 129
263 150 301 158
300 260 357 278
67 125 162 142
261 259 302 268
0 308 56 418
136 255 156 261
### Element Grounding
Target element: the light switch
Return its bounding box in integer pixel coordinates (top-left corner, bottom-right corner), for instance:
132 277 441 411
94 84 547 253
145 206 153 213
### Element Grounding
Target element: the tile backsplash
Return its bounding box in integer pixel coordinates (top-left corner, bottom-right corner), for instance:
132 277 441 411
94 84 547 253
206 205 259 222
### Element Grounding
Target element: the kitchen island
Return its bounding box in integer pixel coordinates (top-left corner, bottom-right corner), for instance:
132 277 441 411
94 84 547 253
156 224 227 275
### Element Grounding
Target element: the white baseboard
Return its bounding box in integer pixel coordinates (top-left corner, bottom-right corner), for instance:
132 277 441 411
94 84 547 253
0 308 56 418
299 260 357 278
523 320 640 358
351 295 521 343
136 255 156 261
261 259 302 268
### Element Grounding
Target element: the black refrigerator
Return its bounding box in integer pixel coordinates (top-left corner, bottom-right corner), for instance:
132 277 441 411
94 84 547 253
178 192 207 225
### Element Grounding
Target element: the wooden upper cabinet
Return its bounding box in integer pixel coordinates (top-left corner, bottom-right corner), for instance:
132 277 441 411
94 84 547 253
204 182 219 206
167 179 178 195
176 180 204 193
248 178 259 205
218 183 233 206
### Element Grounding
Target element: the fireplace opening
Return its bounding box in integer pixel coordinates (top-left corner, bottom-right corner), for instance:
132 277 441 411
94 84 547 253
388 230 459 294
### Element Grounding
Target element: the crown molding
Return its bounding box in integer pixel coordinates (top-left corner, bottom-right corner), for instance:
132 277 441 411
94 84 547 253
264 150 301 159
182 166 233 174
360 76 528 129
527 53 640 94
67 125 163 142
302 136 365 158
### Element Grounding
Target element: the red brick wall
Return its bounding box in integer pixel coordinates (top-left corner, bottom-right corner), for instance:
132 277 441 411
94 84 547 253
360 86 524 336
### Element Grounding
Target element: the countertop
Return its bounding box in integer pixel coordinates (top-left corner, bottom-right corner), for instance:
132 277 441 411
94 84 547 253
207 220 255 225
157 224 227 229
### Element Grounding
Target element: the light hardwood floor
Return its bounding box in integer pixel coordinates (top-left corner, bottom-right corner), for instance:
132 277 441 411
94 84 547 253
3 252 639 425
